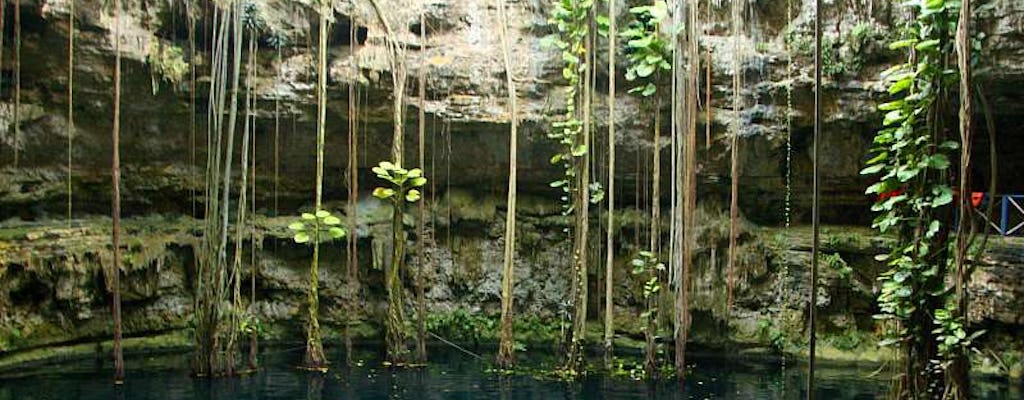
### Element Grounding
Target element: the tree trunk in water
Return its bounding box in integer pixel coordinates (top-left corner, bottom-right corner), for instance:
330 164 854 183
566 16 593 375
370 0 410 365
111 0 125 384
303 6 329 371
647 98 661 376
414 12 429 365
386 204 408 364
496 0 518 370
676 0 699 376
345 20 359 368
727 0 744 318
602 0 617 366
950 0 972 396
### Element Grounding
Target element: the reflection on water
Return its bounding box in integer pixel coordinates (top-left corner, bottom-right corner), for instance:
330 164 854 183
0 346 1019 399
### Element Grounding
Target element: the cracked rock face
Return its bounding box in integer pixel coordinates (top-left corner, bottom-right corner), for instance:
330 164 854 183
2 0 1023 224
1 0 1024 362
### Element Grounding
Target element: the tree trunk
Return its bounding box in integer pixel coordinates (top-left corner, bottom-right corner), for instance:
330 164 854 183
386 203 408 364
496 0 519 369
302 5 329 371
111 0 125 384
602 0 617 365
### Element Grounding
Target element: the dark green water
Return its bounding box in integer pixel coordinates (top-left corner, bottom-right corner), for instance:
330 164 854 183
0 347 1019 399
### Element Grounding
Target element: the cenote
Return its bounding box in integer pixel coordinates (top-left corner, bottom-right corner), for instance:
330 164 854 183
0 347 1017 400
2 0 1024 398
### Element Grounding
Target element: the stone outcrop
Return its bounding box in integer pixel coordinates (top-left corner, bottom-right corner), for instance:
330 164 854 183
0 0 1023 372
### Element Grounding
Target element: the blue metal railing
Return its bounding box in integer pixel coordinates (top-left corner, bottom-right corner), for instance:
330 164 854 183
973 194 1024 236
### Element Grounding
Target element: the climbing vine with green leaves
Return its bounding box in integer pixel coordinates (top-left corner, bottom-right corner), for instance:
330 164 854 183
544 0 593 215
630 250 663 377
621 1 671 97
861 0 979 396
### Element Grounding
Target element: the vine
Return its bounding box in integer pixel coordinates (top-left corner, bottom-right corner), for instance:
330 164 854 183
544 0 596 377
861 0 980 397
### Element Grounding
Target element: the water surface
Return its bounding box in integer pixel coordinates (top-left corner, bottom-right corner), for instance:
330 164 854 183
0 347 1018 399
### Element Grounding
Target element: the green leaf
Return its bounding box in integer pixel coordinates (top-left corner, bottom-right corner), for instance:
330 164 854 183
406 189 422 203
315 210 330 218
372 187 395 199
323 216 341 225
288 222 305 231
293 232 310 244
931 186 953 207
328 227 346 239
635 62 655 78
860 164 885 175
888 77 913 95
924 154 950 170
572 144 588 157
302 213 316 220
878 100 905 111
888 39 917 50
641 83 657 97
883 110 905 126
915 39 940 51
410 177 428 187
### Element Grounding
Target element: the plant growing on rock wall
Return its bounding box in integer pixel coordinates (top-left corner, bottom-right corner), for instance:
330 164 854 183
630 251 664 378
861 0 979 397
289 209 346 372
544 0 599 377
621 1 671 97
372 161 427 365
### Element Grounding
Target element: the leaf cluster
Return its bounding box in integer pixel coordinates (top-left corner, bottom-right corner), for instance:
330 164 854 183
862 0 981 362
371 161 427 204
288 209 346 244
621 1 672 97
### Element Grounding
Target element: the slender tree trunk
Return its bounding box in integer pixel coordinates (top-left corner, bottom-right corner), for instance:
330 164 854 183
188 2 197 218
602 0 617 365
241 31 259 372
370 0 410 364
496 0 519 369
727 0 744 316
950 0 972 396
676 0 699 376
303 4 329 371
344 18 359 368
67 0 75 224
14 0 21 167
386 201 408 364
0 2 5 120
565 12 593 375
110 0 125 384
646 98 661 376
414 12 429 365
